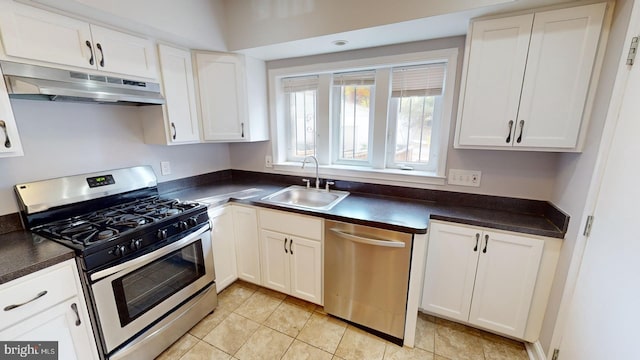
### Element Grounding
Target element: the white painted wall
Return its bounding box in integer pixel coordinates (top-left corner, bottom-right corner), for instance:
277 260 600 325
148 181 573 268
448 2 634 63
229 37 559 200
0 100 230 216
538 0 633 353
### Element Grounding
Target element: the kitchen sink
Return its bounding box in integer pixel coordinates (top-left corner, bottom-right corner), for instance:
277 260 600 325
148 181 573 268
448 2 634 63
261 185 349 211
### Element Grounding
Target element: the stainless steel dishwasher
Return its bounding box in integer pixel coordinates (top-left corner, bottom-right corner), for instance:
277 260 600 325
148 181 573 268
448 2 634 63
324 220 413 344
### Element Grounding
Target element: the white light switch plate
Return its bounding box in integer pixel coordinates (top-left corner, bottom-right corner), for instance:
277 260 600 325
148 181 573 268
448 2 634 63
448 169 481 187
160 161 171 175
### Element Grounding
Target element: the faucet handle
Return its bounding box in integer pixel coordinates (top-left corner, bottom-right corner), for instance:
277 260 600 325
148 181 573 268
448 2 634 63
302 179 311 188
325 181 335 191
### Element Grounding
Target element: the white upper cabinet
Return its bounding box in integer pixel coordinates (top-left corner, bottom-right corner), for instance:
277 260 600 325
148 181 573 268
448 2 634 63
142 44 200 145
0 64 23 158
455 3 607 151
0 1 157 80
194 51 269 142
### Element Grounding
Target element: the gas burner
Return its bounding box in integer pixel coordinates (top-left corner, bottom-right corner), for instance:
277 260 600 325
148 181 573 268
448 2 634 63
98 229 116 240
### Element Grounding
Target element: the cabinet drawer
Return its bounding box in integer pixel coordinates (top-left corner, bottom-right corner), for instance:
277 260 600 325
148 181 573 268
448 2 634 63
259 209 322 240
0 260 79 331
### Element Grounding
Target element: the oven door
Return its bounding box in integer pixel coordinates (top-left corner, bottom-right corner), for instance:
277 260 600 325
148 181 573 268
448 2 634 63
90 224 215 353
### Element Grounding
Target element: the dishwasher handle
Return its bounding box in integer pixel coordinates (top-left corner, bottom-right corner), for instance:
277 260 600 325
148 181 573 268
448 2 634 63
329 228 406 248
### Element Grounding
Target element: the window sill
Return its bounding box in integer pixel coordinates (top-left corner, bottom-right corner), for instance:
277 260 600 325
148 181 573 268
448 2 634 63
272 162 446 187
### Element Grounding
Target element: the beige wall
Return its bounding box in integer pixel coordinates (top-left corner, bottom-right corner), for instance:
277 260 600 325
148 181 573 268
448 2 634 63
540 0 634 353
230 37 560 201
0 100 230 216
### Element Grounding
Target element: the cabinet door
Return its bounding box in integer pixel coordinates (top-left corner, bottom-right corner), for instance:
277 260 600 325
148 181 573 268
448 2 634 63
157 44 200 143
0 297 98 360
289 236 322 305
421 222 480 322
209 207 238 292
456 14 533 147
89 25 157 79
469 230 544 338
0 2 94 70
233 206 261 284
260 229 290 294
0 66 23 157
515 3 606 148
195 52 247 141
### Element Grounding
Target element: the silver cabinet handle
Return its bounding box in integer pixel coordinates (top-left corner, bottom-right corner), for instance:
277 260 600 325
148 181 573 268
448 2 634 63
506 120 514 143
482 234 489 253
70 303 81 326
96 43 105 67
86 40 94 65
474 233 479 252
0 120 11 149
330 228 405 248
516 120 525 144
4 290 48 311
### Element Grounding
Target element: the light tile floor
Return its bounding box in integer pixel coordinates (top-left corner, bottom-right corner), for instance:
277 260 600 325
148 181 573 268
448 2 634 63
156 281 530 360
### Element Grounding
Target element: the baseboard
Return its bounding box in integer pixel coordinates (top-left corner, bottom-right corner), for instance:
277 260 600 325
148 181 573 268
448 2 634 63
525 341 547 360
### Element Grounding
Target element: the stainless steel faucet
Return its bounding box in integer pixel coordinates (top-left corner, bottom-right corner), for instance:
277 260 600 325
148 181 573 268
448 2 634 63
302 155 320 189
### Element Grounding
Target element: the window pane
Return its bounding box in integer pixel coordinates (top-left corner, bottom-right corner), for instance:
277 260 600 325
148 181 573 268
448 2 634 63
335 85 373 162
394 96 437 164
287 90 316 158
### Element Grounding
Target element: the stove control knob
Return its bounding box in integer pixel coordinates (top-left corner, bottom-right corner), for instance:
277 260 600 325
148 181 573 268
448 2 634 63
114 244 127 257
157 229 168 240
179 221 189 231
130 239 142 250
187 217 198 227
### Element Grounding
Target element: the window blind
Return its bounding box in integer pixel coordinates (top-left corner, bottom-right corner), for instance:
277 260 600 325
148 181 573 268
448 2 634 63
332 70 376 86
282 75 319 93
391 63 446 97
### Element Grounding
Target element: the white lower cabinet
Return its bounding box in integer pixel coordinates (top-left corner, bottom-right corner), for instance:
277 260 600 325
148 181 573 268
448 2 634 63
209 206 238 292
233 205 261 285
259 209 323 305
421 221 544 339
0 259 99 360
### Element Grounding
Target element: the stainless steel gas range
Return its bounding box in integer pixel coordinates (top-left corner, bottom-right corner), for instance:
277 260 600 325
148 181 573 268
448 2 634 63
14 166 217 360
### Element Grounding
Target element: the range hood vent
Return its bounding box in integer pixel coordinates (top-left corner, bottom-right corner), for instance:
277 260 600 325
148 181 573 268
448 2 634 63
0 61 164 106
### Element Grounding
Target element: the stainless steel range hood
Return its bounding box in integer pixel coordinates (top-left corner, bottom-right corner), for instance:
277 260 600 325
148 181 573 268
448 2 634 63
0 61 164 106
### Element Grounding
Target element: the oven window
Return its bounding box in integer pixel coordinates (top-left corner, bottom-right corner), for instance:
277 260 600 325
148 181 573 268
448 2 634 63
112 240 206 327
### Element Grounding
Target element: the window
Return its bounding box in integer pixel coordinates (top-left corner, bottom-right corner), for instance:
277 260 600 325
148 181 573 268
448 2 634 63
387 64 446 171
283 76 318 160
332 71 375 164
270 48 458 185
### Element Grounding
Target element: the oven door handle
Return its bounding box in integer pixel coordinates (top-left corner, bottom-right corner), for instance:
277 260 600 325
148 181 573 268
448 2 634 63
90 224 210 282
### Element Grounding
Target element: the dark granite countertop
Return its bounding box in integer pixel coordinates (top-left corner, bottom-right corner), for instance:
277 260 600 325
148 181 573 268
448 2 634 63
0 231 75 285
164 176 566 239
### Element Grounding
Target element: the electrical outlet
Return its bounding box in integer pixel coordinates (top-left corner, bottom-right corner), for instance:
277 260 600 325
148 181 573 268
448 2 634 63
448 169 481 187
265 155 273 168
160 161 171 175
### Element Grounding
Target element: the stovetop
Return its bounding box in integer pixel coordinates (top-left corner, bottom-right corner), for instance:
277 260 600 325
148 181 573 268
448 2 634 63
34 196 201 247
31 196 209 272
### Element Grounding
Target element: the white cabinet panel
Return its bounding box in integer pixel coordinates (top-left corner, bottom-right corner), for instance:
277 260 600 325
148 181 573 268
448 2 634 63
209 206 238 292
516 4 606 148
469 230 543 337
142 44 200 145
233 206 261 285
421 222 479 322
455 3 606 151
289 236 322 304
0 2 94 70
421 221 545 339
457 14 533 147
0 2 157 80
260 229 291 294
0 65 23 157
89 25 157 80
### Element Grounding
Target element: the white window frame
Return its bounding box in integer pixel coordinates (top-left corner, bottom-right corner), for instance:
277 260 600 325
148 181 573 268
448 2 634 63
268 48 458 187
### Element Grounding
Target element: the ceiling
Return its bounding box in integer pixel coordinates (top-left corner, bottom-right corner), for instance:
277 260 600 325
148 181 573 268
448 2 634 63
23 0 584 60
